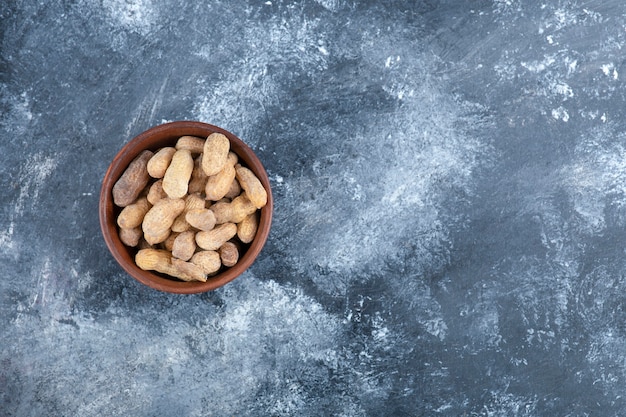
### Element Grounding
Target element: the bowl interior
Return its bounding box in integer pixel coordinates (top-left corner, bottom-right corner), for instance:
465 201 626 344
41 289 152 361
99 121 273 294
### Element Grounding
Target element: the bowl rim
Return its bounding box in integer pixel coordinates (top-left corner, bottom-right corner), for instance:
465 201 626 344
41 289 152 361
99 120 273 294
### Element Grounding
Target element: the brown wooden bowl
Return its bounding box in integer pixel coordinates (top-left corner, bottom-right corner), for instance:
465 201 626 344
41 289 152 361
99 121 273 294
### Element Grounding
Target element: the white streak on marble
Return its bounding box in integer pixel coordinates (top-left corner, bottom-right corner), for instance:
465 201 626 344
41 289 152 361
16 152 58 216
551 106 570 122
101 0 157 35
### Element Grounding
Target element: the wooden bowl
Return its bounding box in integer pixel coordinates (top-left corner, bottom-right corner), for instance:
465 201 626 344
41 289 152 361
99 121 273 293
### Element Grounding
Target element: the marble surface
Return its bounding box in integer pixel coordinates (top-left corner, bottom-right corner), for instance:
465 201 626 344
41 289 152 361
3 0 626 415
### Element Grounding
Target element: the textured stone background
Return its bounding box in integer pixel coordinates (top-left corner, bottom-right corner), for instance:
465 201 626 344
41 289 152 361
3 0 626 415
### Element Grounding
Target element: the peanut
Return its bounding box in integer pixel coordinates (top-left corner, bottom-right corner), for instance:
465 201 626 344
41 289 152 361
185 208 216 231
228 151 238 165
210 193 257 224
175 135 205 154
219 241 239 267
147 179 168 205
235 164 267 209
237 212 259 244
142 198 185 245
162 149 194 199
136 249 206 282
136 248 171 270
171 193 205 233
162 231 180 252
147 147 176 179
171 258 207 282
196 223 237 251
190 251 221 276
112 150 153 207
171 230 197 261
188 155 208 194
224 178 242 199
208 201 230 224
117 197 151 229
201 132 230 176
204 153 237 201
119 226 143 247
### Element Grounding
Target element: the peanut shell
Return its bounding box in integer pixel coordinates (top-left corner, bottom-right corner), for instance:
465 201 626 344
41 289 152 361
201 133 230 176
147 147 176 179
112 150 153 207
162 149 194 199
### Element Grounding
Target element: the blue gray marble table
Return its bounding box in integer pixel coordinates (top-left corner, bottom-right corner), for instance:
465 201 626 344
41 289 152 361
2 1 626 415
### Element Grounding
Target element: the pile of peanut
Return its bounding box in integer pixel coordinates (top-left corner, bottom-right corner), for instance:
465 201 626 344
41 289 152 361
112 133 268 282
